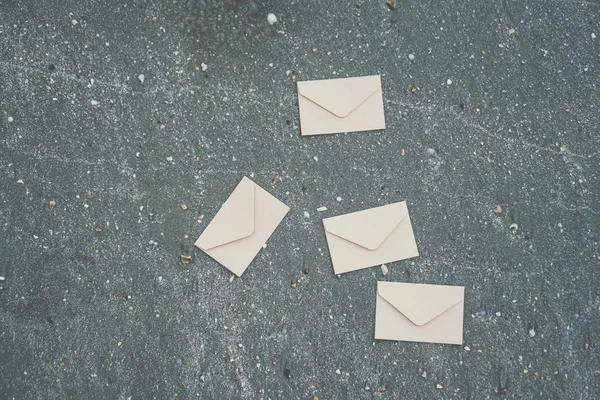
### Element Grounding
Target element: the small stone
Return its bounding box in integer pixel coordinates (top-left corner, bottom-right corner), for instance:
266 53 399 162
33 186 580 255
72 20 78 25
565 107 571 113
197 215 204 221
49 200 56 207
291 283 297 289
528 328 536 338
421 371 427 378
166 156 173 162
592 33 597 39
0 276 5 282
494 205 503 215
436 384 443 389
464 346 470 351
381 264 389 275
90 100 99 105
117 341 123 346
557 222 563 228
304 211 310 218
335 369 341 375
509 223 519 232
180 255 193 264
312 47 317 53
524 369 528 374
508 27 515 34
426 148 436 156
446 79 452 85
138 74 145 83
7 116 13 122
495 312 501 317
176 359 183 367
411 87 417 93
336 196 342 202
317 206 327 212
180 204 188 211
267 13 277 25
377 387 386 393
385 0 397 9
201 63 207 72
408 54 415 61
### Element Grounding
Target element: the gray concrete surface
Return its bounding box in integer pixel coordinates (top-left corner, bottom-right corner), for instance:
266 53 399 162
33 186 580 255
1 0 599 398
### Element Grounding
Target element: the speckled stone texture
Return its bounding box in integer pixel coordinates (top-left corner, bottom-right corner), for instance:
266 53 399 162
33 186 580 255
1 0 599 399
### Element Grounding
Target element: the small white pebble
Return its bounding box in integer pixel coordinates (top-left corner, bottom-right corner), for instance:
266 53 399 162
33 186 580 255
436 384 443 389
229 275 235 282
421 371 427 378
303 211 310 218
17 179 24 184
157 276 163 282
313 156 318 162
408 54 415 61
446 79 452 85
317 206 327 212
91 100 99 105
201 63 207 72
557 222 563 228
138 74 145 83
72 20 78 25
335 369 341 375
336 196 342 202
592 33 597 39
267 13 277 25
166 156 173 162
381 264 388 275
529 329 536 338
426 148 436 156
7 116 14 122
464 346 470 351
496 312 502 317
0 276 5 282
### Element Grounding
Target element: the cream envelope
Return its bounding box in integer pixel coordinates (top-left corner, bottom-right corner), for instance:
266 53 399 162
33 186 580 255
194 176 289 277
322 201 418 275
297 75 385 136
375 281 465 345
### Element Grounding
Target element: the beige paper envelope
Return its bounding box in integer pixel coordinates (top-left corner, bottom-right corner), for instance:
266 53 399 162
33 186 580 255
297 75 385 136
194 177 289 277
375 281 465 345
322 201 418 274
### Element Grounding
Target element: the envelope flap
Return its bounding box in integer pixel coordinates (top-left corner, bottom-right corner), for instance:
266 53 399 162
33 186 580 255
196 177 255 250
378 282 464 326
323 202 407 250
297 76 381 118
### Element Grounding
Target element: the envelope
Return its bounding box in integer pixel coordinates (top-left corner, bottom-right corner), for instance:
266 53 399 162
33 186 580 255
375 281 465 345
297 75 385 136
322 201 418 274
194 177 289 277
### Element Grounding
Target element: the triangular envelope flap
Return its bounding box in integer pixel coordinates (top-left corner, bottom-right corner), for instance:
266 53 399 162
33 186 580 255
378 282 464 326
196 178 255 250
324 202 407 250
297 76 381 118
